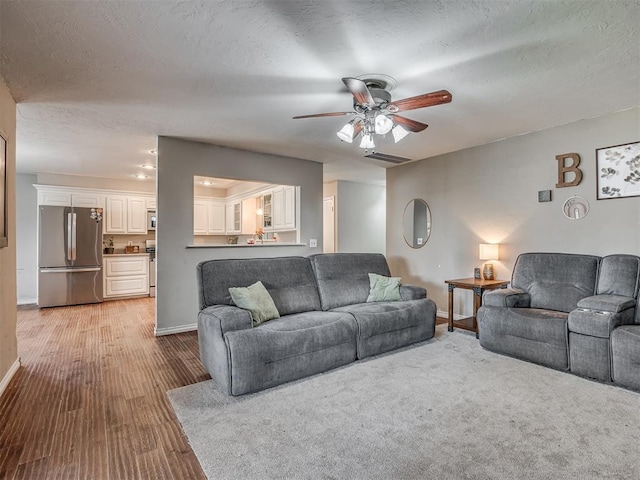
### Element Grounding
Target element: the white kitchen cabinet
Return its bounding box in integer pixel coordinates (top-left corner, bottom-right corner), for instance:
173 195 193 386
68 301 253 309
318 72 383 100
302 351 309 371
193 200 208 234
225 201 241 234
261 190 273 231
209 202 226 234
105 195 149 234
194 198 226 235
127 196 148 233
282 185 296 230
146 196 156 210
271 186 296 231
103 255 149 298
72 193 105 208
38 190 72 206
273 188 284 230
105 196 127 234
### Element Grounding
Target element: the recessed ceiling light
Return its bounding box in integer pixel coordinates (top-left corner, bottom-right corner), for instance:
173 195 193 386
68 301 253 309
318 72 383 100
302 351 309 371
140 164 156 169
134 174 148 180
149 149 157 155
201 180 215 186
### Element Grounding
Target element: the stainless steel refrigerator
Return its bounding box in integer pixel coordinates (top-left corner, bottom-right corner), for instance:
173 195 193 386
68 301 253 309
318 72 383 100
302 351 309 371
38 206 104 307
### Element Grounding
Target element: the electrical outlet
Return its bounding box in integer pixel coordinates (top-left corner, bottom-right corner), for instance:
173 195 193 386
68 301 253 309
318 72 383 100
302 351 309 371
309 239 317 248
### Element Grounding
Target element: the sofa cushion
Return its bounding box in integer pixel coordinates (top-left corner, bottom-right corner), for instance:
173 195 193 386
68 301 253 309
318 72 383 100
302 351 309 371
511 253 599 313
332 298 436 359
309 253 392 310
611 326 640 390
477 306 569 370
597 255 640 297
224 311 357 395
229 281 280 326
197 256 321 315
367 273 402 302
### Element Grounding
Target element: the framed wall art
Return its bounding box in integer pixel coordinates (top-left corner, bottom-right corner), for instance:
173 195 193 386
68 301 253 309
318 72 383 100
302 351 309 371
596 140 640 200
0 133 6 247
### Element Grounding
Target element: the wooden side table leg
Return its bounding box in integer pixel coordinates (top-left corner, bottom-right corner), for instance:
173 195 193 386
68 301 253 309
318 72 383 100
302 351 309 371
472 287 483 339
448 284 455 332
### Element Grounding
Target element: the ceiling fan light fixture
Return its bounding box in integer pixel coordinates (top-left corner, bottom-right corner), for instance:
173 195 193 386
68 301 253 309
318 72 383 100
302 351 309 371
336 122 355 143
359 133 375 150
374 114 393 135
392 124 410 143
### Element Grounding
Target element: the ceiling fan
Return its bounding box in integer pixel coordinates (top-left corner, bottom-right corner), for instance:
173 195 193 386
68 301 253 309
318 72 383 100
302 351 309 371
293 74 452 158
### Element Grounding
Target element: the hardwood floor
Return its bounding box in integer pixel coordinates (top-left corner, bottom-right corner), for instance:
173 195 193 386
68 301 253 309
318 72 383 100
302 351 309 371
0 298 209 480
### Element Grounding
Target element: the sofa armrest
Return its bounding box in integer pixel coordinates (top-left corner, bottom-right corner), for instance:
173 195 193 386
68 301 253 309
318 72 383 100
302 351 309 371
576 294 636 314
400 284 427 301
482 288 530 308
199 304 253 335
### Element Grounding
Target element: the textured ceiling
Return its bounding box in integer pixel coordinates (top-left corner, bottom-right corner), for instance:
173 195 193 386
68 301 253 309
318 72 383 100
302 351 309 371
1 1 639 186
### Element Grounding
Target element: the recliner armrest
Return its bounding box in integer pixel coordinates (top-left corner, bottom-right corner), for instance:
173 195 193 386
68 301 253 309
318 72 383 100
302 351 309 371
482 288 530 308
576 294 636 314
400 284 427 301
198 305 253 335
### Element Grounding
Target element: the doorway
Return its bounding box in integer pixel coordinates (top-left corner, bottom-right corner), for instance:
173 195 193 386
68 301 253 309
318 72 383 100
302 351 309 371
323 196 335 253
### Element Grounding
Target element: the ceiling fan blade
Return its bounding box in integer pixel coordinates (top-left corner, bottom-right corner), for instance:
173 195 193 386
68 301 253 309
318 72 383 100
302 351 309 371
390 114 429 132
292 112 354 119
390 90 452 112
342 77 376 107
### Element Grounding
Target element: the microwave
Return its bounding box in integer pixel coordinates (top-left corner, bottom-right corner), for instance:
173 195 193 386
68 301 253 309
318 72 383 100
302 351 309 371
147 210 157 231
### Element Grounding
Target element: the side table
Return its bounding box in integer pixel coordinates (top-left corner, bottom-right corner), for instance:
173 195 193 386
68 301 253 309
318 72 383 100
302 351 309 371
445 277 509 339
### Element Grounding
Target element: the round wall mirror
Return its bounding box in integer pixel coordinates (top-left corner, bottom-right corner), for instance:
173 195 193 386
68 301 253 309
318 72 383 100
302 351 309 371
563 195 590 220
403 199 432 248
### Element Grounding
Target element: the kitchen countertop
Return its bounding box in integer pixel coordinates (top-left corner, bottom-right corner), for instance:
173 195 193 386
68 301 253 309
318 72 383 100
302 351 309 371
103 253 150 256
186 243 306 248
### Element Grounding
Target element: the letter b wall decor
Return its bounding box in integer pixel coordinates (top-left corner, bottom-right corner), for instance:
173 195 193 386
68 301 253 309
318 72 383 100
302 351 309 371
556 153 583 188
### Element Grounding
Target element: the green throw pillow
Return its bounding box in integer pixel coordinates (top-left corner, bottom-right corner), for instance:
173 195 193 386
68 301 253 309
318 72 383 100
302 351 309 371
366 273 402 302
229 281 280 326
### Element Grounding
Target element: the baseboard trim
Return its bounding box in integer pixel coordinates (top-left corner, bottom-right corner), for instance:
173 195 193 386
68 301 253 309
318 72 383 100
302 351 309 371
0 358 21 399
437 310 467 321
18 298 37 306
154 323 198 337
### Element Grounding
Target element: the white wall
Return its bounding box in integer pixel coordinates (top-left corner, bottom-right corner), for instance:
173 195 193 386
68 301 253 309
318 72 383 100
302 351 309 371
0 77 18 394
387 107 640 318
16 174 37 304
37 173 156 193
156 137 323 335
336 181 386 254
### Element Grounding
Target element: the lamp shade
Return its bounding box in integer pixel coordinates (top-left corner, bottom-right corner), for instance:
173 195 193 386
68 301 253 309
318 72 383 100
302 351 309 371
479 243 499 260
336 122 355 143
392 124 409 143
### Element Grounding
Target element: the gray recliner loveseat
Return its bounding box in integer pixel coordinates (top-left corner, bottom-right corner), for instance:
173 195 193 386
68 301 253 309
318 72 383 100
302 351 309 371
477 252 640 391
197 253 437 395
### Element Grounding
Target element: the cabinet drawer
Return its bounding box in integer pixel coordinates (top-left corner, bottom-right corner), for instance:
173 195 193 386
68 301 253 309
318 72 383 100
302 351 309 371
104 257 149 276
104 275 149 297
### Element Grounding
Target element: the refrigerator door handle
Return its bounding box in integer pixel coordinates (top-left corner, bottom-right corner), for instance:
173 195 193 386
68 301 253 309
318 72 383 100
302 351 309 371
67 212 73 261
40 267 102 273
70 212 77 261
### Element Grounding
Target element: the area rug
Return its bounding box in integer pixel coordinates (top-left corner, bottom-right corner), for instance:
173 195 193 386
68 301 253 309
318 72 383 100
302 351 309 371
168 326 640 480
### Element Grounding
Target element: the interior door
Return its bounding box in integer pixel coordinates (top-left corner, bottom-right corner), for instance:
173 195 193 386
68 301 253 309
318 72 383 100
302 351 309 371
323 196 336 253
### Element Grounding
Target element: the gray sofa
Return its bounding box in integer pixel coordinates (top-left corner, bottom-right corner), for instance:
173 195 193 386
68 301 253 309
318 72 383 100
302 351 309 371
197 253 437 395
477 252 640 391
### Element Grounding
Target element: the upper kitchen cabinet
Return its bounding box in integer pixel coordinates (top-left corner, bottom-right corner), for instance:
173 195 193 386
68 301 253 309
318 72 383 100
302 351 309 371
36 186 104 208
272 185 296 231
226 201 241 234
127 196 148 233
105 195 150 234
194 197 225 235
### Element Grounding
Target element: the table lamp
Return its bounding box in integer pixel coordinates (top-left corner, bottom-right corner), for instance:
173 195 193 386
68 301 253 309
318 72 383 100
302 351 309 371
479 243 499 280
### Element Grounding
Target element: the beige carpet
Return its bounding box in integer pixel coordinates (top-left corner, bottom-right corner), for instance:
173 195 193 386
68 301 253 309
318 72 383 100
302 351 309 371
168 325 640 480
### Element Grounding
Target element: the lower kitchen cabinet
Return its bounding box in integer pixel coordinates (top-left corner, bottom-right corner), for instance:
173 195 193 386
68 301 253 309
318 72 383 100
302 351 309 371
104 255 149 298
